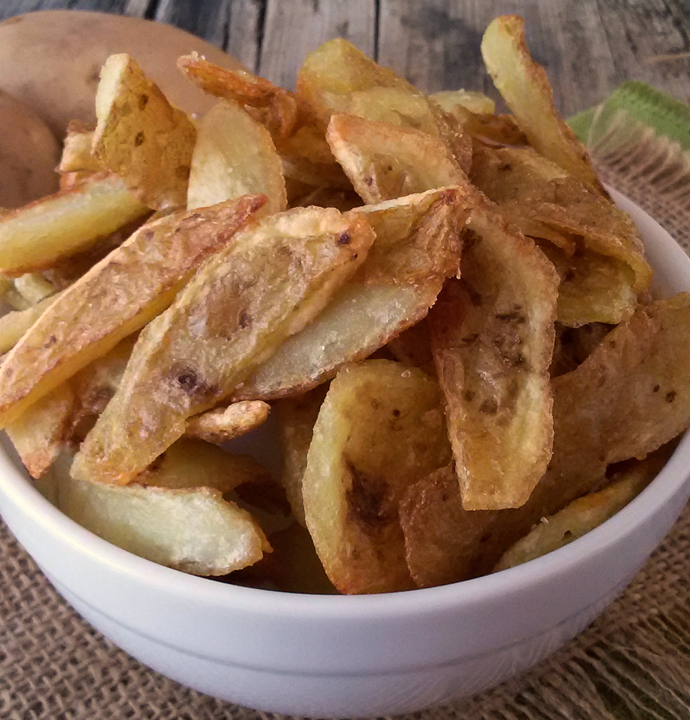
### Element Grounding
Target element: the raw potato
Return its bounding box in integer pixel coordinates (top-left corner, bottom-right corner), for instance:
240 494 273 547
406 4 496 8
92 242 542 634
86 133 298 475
236 187 474 400
72 207 375 486
0 10 246 137
6 384 74 479
55 458 270 576
493 450 670 571
402 295 690 585
187 101 287 214
0 174 149 276
275 386 328 526
302 360 452 594
327 114 470 203
428 206 559 510
0 90 59 208
481 15 605 194
185 401 271 445
139 438 270 493
0 195 265 429
93 54 197 210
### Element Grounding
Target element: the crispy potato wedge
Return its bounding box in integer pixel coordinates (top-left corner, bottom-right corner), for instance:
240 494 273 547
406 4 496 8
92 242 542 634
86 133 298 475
481 15 605 194
178 53 301 140
58 122 100 175
539 242 637 327
236 187 474 400
72 207 374 486
430 90 496 116
493 450 670 572
327 114 471 203
0 174 149 276
471 145 651 289
54 455 269 576
297 39 471 173
302 360 452 594
0 291 64 355
0 195 265 429
6 384 75 479
13 273 57 305
187 101 287 214
429 206 559 510
275 386 328 526
403 294 690 585
93 54 196 209
139 438 270 493
231 521 336 594
185 401 271 445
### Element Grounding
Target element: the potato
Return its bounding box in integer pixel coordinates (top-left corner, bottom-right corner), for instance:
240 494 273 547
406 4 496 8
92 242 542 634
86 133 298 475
302 360 452 594
481 15 605 195
187 100 287 214
235 187 475 400
402 294 690 585
53 455 269 576
0 195 266 429
430 90 496 116
139 438 270 493
6 384 74 479
0 90 59 208
57 122 99 175
297 39 471 172
493 449 671 571
429 206 559 510
0 10 245 137
0 174 150 276
185 401 271 445
93 54 196 210
13 273 57 305
327 114 470 203
72 207 375 486
178 53 301 141
275 386 328 526
0 291 64 355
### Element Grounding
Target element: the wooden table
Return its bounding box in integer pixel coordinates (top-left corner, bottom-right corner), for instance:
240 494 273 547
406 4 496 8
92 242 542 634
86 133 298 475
1 0 689 118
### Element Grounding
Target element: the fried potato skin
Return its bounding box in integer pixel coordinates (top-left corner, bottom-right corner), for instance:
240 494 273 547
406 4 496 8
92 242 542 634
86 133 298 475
56 460 270 576
429 206 558 510
0 195 266 429
481 15 606 195
275 386 328 526
327 114 470 203
235 187 474 400
72 208 374 486
6 384 75 479
185 401 271 445
493 448 672 571
187 100 287 214
302 360 452 594
403 295 690 585
0 174 149 276
93 54 196 209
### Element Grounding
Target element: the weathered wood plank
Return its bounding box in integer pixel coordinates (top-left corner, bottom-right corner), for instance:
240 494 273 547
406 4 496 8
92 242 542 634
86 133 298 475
153 0 264 70
595 0 690 106
0 0 150 22
377 0 619 117
259 0 377 89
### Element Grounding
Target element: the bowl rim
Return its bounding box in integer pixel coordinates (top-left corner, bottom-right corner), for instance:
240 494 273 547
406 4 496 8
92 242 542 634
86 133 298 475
1 187 689 620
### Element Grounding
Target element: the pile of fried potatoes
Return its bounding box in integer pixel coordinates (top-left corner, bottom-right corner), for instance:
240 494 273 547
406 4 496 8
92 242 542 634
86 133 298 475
1 15 690 595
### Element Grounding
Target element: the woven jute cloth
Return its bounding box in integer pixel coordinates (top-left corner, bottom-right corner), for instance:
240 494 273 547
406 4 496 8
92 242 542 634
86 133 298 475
2 145 690 719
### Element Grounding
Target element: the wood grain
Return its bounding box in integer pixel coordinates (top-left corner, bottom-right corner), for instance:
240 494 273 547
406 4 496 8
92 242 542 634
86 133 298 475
259 0 376 89
0 0 689 113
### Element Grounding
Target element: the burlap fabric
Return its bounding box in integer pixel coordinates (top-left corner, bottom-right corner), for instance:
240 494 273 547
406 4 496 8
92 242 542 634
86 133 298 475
2 144 690 719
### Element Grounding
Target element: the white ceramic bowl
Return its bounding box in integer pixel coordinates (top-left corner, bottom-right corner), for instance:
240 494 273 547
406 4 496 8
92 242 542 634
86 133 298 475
1 189 689 718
